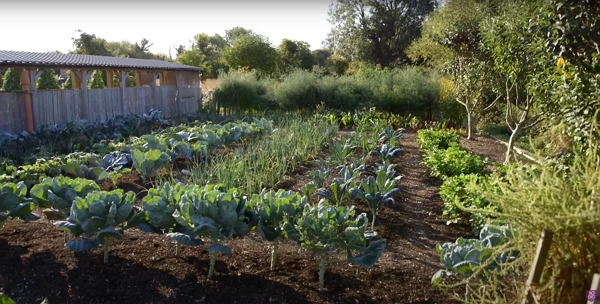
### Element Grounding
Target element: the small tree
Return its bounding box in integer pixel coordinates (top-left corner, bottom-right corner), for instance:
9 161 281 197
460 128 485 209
36 70 60 90
221 34 278 75
88 70 106 89
481 0 549 163
61 70 73 90
1 68 22 92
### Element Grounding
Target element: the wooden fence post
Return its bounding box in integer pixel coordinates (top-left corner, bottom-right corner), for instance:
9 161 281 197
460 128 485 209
587 273 600 304
522 229 553 304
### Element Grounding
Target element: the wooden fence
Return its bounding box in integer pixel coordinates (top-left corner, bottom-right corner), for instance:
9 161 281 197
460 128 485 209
0 85 201 133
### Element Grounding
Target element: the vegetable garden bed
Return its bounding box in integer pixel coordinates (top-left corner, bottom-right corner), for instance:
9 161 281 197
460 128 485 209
0 113 509 304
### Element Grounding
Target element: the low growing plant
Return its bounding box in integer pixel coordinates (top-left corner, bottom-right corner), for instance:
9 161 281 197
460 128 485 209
285 199 387 292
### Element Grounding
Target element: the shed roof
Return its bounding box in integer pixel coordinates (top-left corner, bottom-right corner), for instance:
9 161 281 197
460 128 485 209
0 50 202 72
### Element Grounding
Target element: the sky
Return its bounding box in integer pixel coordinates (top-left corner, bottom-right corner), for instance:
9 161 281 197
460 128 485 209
0 0 334 57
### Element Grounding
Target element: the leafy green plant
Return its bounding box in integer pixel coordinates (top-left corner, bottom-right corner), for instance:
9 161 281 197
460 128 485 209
315 165 360 205
60 163 109 183
432 223 519 293
131 148 171 179
0 181 39 225
285 200 387 292
422 146 489 179
369 143 404 163
129 181 198 255
169 185 257 277
329 139 357 164
416 129 461 151
439 173 497 234
55 189 136 263
377 126 403 144
350 170 400 230
249 189 308 270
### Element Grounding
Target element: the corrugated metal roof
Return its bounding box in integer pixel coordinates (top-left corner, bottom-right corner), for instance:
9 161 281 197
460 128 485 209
0 50 202 72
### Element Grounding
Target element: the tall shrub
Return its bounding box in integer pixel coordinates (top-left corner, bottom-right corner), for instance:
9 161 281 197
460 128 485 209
36 70 60 90
1 68 22 92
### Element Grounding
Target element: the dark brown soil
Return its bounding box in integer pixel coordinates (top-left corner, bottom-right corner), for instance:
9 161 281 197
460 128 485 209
0 131 505 304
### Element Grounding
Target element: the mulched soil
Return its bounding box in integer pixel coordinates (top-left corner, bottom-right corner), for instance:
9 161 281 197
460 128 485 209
0 130 509 304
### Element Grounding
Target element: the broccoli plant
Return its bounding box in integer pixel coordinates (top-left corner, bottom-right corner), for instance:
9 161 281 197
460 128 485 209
0 181 39 226
129 181 201 255
170 185 257 278
248 189 308 270
350 170 400 230
55 189 136 263
30 176 101 242
131 148 171 179
285 199 387 292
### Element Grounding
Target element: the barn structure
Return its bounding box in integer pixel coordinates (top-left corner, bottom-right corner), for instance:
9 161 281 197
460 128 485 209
0 50 203 133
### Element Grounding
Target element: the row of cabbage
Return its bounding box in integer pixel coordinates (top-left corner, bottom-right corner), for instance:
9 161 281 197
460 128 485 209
0 118 274 187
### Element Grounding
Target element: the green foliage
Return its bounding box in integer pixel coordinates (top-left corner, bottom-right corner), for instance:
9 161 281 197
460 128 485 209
416 129 462 151
0 181 40 224
458 139 600 303
423 145 489 180
55 189 135 263
170 184 256 277
88 70 106 89
36 70 60 90
1 68 22 92
30 176 101 219
61 70 72 90
277 39 315 72
285 199 387 292
272 70 322 110
214 70 275 112
326 0 437 66
222 34 279 75
439 173 497 234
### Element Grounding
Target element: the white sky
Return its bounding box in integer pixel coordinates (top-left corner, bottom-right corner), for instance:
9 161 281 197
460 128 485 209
0 1 333 57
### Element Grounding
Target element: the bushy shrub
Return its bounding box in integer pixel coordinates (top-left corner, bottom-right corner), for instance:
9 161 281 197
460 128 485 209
458 139 600 304
271 70 322 110
36 70 60 90
215 70 275 112
320 76 372 111
1 68 22 92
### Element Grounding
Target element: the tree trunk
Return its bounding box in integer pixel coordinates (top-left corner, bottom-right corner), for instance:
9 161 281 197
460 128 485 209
466 108 475 140
505 123 523 164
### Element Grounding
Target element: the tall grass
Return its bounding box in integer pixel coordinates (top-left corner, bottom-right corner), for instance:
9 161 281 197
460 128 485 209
213 66 446 121
189 117 338 193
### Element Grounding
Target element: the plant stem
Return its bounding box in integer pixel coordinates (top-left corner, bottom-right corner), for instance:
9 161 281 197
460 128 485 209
371 213 377 231
270 238 279 271
208 251 217 278
318 253 328 292
175 242 180 256
63 230 68 244
103 239 110 264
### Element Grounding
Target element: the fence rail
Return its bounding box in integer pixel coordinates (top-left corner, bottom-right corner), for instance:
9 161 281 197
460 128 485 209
0 85 201 133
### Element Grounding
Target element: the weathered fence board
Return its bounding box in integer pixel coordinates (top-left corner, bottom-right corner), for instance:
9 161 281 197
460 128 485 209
0 92 26 134
0 84 200 133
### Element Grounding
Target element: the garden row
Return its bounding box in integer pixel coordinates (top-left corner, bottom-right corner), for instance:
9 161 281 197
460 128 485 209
415 129 519 297
0 116 273 190
0 115 406 294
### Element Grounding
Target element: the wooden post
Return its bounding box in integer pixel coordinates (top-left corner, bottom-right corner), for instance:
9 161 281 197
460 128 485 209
149 71 159 110
19 69 34 132
118 71 128 115
522 229 553 304
175 71 183 117
135 71 142 87
71 70 81 90
106 70 114 88
73 70 92 120
587 273 600 304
